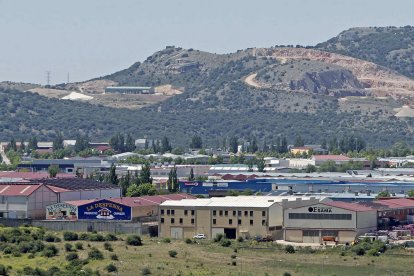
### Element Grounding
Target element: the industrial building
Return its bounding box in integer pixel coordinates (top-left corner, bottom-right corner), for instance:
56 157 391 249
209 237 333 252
104 86 154 94
159 196 325 240
283 201 377 244
46 194 195 221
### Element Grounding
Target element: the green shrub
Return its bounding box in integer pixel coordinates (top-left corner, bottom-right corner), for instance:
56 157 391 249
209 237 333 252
163 237 171 243
237 237 244 242
168 250 178 258
66 252 79 261
3 246 13 254
75 242 83 250
142 267 151 275
64 243 73 252
18 242 32 253
63 231 78 241
231 261 237 266
214 233 224 242
110 254 119 261
220 239 231 247
185 238 193 244
106 263 117 273
104 242 113 251
88 247 104 260
105 233 118 241
231 254 237 259
44 233 60 242
0 264 8 276
126 235 142 246
88 233 105 242
354 246 365 256
79 233 89 240
283 272 292 276
42 245 59 257
285 245 295 254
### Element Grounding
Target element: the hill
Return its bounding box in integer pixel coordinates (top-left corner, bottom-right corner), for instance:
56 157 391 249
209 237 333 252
315 26 414 78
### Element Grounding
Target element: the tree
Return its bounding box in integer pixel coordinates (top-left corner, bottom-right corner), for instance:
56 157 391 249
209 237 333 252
190 135 203 149
249 136 258 153
305 164 317 173
294 135 304 147
28 136 38 151
279 136 288 153
126 183 157 197
74 134 89 152
19 139 26 152
376 190 391 199
125 133 135 152
161 136 172 153
229 137 238 153
109 164 118 185
256 157 265 172
48 165 59 178
408 190 414 197
262 138 269 152
9 137 17 151
119 173 131 196
53 132 64 151
188 168 195 181
167 166 178 192
139 163 152 184
321 138 327 150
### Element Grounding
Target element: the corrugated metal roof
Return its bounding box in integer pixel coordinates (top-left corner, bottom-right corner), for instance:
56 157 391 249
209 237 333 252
0 183 43 196
323 201 375 212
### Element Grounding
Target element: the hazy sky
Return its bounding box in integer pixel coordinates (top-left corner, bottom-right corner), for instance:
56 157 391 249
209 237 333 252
1 0 413 84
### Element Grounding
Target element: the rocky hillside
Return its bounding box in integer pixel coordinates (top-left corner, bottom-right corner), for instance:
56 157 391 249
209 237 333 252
315 26 414 78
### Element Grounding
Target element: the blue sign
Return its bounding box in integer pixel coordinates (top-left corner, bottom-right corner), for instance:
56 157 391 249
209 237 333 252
77 199 131 221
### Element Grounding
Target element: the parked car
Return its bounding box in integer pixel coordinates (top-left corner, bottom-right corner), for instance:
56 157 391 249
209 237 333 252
254 235 273 242
193 234 206 239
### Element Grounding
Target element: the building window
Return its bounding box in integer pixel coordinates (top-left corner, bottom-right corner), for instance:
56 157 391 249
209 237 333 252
219 210 223 216
167 210 170 215
262 211 266 217
244 211 248 216
191 218 195 224
161 218 164 224
250 220 254 225
191 210 195 216
321 230 338 237
161 209 164 215
288 213 352 220
238 219 242 225
213 210 217 216
229 219 233 225
171 210 175 215
171 218 175 224
303 230 319 237
262 220 266 226
184 210 188 216
179 218 183 224
224 210 228 216
250 211 253 217
213 219 216 225
238 211 242 216
233 210 237 216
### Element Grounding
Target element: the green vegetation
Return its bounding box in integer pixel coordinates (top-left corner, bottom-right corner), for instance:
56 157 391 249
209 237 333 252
316 26 414 78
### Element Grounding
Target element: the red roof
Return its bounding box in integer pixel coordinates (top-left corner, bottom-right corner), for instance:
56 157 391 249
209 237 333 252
313 155 351 161
95 145 112 152
323 201 375 212
111 194 196 207
376 198 414 208
0 172 76 180
64 194 196 208
0 183 44 196
46 185 71 193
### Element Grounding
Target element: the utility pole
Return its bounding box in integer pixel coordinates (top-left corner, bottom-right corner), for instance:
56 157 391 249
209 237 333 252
46 71 51 86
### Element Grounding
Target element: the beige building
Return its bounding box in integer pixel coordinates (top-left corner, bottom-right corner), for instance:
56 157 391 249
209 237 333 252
159 196 325 240
284 201 377 244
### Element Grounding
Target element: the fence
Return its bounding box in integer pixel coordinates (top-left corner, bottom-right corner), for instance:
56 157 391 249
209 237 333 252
32 220 144 234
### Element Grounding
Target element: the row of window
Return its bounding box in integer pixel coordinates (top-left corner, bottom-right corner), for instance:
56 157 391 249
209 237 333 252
288 213 352 220
303 230 339 237
212 210 266 217
160 217 267 226
161 209 195 216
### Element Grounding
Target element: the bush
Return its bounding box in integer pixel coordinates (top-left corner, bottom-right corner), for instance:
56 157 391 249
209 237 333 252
79 233 89 240
110 254 119 261
163 237 171 243
88 247 104 260
126 235 142 246
168 250 178 258
104 242 113 251
0 264 8 276
142 267 151 275
214 233 224 242
63 231 78 241
42 245 58 257
285 245 295 254
220 239 231 247
44 233 60 242
105 233 118 241
231 261 237 266
185 238 193 244
231 254 237 259
354 246 365 256
283 273 292 276
237 237 244 242
106 264 117 273
66 252 79 261
88 233 105 242
75 242 83 250
64 243 73 252
18 242 32 253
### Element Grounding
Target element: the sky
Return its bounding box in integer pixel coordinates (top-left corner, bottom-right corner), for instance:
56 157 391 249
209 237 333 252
0 0 413 84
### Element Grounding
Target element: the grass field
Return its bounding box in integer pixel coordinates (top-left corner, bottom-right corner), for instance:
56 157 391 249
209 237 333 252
1 228 414 275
